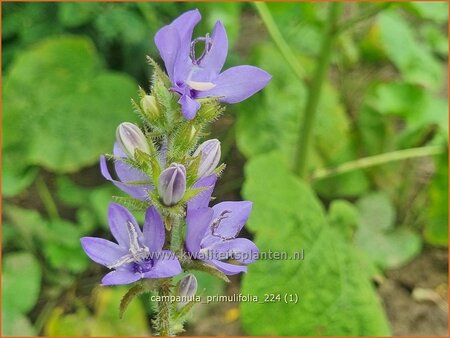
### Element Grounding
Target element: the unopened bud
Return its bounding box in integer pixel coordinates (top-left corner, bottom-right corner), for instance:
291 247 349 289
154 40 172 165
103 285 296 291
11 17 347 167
193 139 221 178
177 274 198 309
116 122 150 159
141 95 159 118
158 163 186 206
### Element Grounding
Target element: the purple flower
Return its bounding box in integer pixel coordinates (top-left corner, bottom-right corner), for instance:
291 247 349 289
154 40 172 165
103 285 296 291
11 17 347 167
158 163 187 206
185 201 258 275
193 139 221 179
100 142 152 201
155 9 272 120
116 122 150 160
81 203 182 285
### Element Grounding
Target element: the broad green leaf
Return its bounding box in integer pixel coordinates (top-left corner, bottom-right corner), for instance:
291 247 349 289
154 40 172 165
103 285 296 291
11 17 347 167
378 12 443 89
368 82 448 134
2 149 38 197
44 219 89 273
240 152 390 336
328 200 359 240
425 151 448 246
408 2 448 24
355 192 422 269
2 310 35 336
3 36 138 173
3 205 48 246
2 252 42 315
356 192 395 231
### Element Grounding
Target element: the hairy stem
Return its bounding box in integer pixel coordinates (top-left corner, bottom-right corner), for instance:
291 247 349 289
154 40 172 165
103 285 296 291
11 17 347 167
156 281 172 336
293 3 342 179
170 217 183 254
312 145 445 180
254 2 305 82
36 175 60 220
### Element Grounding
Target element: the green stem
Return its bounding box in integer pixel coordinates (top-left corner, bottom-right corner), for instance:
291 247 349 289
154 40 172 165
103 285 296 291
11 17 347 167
36 175 60 220
156 281 172 336
254 2 305 82
312 146 445 181
293 3 343 179
170 217 183 254
336 3 393 34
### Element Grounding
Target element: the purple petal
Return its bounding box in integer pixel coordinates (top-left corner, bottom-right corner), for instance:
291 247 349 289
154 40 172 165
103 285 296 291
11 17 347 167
187 174 217 210
80 237 127 266
212 201 252 238
171 9 202 82
154 26 180 80
108 203 142 248
113 143 149 183
100 155 152 201
193 21 228 81
101 269 141 286
143 251 182 278
207 238 259 264
186 207 214 253
179 93 200 120
197 65 271 103
206 259 248 275
155 10 201 82
143 207 165 252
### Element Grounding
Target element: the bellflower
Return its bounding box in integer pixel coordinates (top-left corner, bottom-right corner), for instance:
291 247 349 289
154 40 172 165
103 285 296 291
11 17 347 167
100 143 152 201
158 163 187 206
185 201 258 275
81 203 182 285
116 122 150 160
155 9 272 120
193 139 221 179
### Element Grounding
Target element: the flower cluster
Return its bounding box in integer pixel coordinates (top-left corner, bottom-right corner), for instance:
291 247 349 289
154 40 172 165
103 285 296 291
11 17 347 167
80 9 269 332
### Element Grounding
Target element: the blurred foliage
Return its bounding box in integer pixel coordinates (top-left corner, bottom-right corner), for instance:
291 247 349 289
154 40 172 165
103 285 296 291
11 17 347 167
241 153 390 335
1 1 448 336
45 287 149 336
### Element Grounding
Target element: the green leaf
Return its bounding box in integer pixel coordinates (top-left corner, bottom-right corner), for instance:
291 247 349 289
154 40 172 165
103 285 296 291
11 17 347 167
425 151 448 246
236 44 351 173
355 192 422 269
58 2 100 28
1 151 38 197
45 287 150 336
2 310 35 336
328 200 359 240
378 12 443 89
44 219 89 273
356 192 395 231
3 36 138 173
240 152 390 335
2 252 42 315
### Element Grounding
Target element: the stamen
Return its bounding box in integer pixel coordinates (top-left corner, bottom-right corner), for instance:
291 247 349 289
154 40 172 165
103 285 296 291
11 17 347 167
106 221 150 269
190 34 212 65
186 80 216 91
211 210 239 241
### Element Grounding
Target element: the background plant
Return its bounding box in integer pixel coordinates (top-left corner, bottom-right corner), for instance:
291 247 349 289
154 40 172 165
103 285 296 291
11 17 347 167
2 2 448 336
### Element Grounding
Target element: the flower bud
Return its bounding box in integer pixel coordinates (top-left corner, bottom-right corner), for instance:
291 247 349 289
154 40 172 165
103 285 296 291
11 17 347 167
193 139 221 178
141 95 159 119
177 274 198 309
116 122 150 159
158 163 186 206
